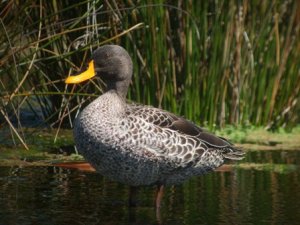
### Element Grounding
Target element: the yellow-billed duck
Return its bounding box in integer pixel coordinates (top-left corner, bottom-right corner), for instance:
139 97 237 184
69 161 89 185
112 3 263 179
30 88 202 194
65 45 244 208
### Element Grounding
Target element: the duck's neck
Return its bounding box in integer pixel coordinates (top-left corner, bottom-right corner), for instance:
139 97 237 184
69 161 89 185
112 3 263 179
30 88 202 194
105 79 130 99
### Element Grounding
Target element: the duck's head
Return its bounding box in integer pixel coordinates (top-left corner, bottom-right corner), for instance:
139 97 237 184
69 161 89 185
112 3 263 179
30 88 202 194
65 45 133 98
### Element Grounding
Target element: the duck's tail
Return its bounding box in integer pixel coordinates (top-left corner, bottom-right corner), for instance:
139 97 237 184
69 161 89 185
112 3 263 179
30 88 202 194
223 147 245 160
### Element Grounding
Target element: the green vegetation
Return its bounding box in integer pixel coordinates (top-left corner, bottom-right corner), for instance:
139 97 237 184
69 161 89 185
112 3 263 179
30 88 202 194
238 163 298 174
0 128 73 150
216 125 300 150
0 1 299 149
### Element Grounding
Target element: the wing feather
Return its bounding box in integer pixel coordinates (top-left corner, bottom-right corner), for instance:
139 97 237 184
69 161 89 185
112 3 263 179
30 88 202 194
126 103 233 149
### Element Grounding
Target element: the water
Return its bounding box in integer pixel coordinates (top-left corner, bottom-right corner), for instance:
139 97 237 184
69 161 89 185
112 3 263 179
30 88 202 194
0 151 300 225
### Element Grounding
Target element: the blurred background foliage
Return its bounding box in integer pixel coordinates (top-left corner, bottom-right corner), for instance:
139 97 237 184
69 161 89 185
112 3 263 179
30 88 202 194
0 0 299 148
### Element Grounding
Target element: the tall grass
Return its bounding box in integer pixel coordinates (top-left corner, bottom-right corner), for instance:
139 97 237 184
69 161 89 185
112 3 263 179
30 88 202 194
0 1 299 148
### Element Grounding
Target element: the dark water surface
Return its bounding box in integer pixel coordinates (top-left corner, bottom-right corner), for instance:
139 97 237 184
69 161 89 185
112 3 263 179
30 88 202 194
1 150 300 225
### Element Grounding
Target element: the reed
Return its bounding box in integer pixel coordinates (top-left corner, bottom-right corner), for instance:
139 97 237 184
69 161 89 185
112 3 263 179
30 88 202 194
0 1 299 148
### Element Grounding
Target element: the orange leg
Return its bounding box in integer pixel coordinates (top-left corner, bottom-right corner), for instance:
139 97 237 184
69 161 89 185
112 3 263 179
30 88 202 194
155 185 164 209
155 185 164 224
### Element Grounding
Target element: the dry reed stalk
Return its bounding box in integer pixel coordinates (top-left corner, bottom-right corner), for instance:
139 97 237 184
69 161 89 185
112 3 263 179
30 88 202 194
0 108 29 150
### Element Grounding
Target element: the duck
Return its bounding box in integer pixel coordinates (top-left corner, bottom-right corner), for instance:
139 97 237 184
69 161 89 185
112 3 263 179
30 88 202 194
65 45 244 209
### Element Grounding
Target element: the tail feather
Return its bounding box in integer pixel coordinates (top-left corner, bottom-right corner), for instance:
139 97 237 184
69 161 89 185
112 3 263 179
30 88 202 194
223 147 245 160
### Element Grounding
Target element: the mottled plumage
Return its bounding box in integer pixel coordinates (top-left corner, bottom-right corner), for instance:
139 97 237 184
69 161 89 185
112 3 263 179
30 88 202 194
66 45 244 189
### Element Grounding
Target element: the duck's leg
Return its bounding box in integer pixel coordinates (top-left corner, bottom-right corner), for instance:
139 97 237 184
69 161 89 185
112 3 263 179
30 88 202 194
155 184 164 209
129 186 139 207
155 184 164 224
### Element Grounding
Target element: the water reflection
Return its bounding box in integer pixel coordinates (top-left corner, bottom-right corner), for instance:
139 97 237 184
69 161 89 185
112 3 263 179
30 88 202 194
0 151 300 225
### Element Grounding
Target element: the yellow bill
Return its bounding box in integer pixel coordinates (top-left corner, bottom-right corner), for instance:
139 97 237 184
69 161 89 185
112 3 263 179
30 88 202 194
65 60 96 84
